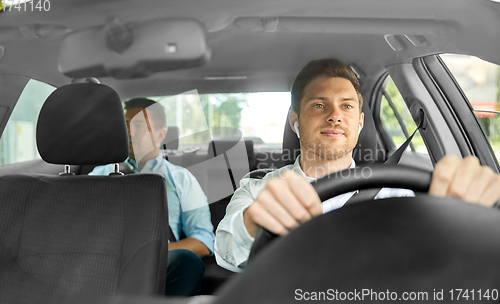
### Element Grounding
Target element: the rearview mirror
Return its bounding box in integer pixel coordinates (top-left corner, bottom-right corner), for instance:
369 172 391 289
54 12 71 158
58 18 210 79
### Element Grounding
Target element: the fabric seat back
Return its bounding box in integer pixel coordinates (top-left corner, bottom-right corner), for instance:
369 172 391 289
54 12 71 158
0 83 168 303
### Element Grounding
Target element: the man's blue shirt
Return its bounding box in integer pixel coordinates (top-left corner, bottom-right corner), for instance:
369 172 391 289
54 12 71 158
89 153 215 254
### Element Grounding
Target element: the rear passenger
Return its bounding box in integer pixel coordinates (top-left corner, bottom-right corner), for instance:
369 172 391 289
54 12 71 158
89 98 214 297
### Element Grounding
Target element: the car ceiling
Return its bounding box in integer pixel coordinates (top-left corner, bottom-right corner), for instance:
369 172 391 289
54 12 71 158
1 0 499 99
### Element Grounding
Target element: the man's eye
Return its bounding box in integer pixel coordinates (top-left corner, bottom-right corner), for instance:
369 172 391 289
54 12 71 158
314 104 324 109
343 104 353 109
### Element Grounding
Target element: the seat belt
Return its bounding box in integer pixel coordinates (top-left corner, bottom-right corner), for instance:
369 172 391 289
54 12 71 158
345 115 425 205
118 162 178 242
383 114 425 166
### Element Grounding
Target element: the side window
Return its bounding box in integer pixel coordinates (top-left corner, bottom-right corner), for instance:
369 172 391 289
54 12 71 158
440 54 500 160
0 79 55 165
378 76 429 156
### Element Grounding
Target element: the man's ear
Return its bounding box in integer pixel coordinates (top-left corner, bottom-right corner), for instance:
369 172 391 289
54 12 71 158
289 109 299 134
156 127 167 148
358 112 364 135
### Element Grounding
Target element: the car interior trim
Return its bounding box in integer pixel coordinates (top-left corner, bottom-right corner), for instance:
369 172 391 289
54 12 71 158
370 72 396 154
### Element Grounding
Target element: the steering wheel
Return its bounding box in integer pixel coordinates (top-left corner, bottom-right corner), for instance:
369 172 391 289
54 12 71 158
248 164 432 261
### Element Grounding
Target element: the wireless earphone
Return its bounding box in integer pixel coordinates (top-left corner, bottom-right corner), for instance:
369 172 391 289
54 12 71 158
294 121 300 138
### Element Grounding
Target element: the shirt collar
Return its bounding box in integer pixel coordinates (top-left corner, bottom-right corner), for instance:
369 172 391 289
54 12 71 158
125 153 163 173
291 155 356 181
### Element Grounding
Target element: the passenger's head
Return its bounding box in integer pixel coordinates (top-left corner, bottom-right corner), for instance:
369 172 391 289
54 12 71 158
124 98 167 165
289 58 364 165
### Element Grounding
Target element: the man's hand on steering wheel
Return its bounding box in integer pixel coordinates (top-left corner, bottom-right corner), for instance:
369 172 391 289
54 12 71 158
243 170 322 237
430 155 500 207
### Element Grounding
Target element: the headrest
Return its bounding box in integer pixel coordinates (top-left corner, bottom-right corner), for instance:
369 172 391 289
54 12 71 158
36 83 129 165
282 102 379 166
208 140 256 171
161 126 179 150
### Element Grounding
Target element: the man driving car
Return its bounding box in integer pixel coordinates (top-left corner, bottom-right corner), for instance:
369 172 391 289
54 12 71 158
90 98 215 296
214 58 500 272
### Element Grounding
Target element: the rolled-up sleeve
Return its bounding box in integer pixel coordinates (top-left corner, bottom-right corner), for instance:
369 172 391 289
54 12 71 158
176 170 215 254
215 179 259 272
375 188 415 199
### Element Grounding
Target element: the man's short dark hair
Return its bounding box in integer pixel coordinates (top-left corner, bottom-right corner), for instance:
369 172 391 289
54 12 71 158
290 58 363 115
124 98 167 129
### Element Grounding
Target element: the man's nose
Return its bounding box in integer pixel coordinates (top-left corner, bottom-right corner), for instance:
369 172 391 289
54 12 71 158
326 107 342 123
128 130 138 145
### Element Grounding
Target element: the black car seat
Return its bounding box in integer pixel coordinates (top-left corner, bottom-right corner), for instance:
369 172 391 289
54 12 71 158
206 139 256 228
161 126 180 151
0 83 169 303
200 139 256 294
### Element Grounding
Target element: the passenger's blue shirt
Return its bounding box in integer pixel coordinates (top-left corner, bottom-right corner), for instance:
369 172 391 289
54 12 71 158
89 153 215 254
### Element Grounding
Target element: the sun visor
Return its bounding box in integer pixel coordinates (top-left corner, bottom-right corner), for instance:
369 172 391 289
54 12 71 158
58 18 210 79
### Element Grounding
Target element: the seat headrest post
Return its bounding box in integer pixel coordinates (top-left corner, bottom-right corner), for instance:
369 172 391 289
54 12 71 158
109 163 125 176
59 164 75 176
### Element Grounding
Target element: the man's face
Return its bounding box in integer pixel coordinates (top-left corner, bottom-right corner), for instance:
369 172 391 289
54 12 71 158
293 76 364 162
125 107 166 164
